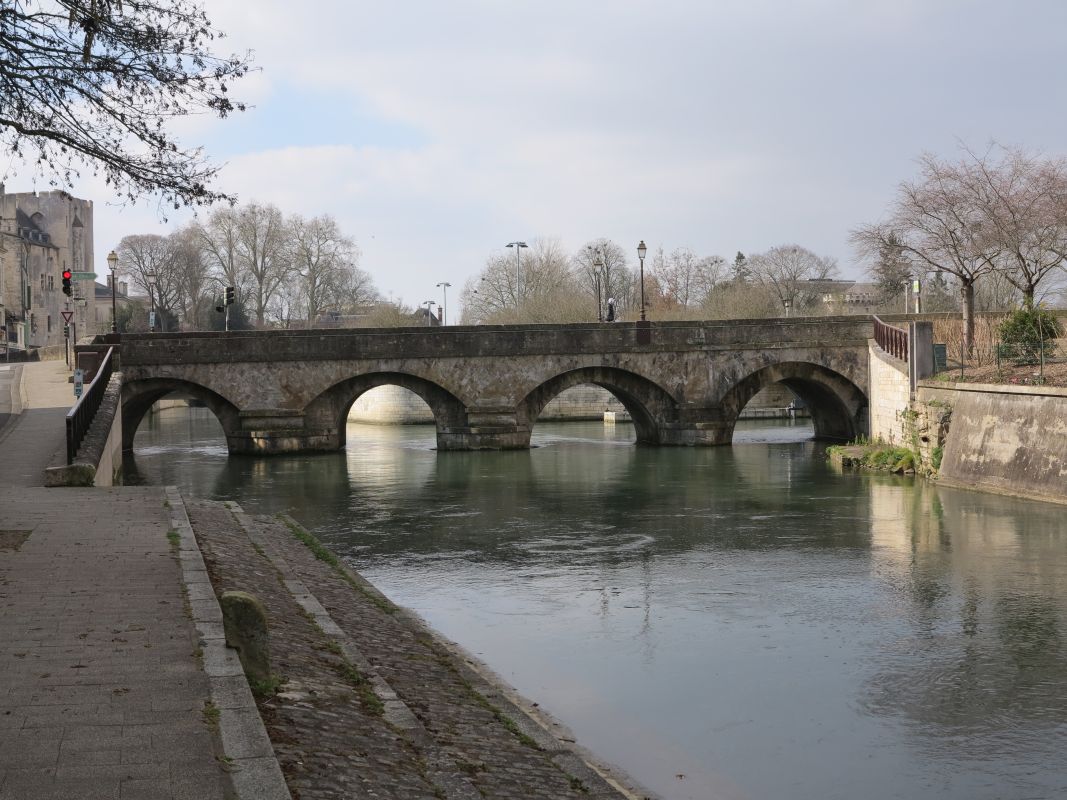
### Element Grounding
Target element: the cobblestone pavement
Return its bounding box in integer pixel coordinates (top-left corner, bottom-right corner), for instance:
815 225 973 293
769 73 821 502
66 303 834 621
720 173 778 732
0 488 231 800
186 498 640 800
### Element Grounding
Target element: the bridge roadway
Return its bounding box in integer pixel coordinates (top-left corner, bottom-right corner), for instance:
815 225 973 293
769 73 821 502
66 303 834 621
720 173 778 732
85 316 874 454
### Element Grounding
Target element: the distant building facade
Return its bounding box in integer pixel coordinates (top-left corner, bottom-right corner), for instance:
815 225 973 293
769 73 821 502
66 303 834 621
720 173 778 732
0 188 97 351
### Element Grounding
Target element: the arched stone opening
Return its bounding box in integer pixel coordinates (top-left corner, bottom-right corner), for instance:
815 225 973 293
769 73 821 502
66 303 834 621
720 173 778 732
519 367 680 445
122 379 241 452
305 372 468 450
719 362 868 442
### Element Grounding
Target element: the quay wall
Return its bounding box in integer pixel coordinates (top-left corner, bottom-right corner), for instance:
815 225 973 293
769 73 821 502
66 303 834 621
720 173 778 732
918 381 1067 505
868 342 911 445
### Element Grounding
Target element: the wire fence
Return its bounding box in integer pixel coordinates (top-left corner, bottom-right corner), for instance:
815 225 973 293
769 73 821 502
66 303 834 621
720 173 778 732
930 314 1065 385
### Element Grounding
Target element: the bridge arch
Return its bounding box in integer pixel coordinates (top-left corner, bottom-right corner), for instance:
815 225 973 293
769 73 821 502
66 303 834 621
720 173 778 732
719 362 868 441
121 378 242 453
519 366 680 444
305 372 469 450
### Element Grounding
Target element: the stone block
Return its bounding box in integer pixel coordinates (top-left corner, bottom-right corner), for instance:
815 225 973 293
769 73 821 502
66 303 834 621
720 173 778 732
219 591 271 684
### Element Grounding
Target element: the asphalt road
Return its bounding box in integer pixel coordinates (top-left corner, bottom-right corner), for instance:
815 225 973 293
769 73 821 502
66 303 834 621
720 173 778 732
0 363 21 435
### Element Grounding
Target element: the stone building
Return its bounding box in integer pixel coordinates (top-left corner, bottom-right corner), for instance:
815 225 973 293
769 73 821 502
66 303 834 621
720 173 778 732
0 188 97 352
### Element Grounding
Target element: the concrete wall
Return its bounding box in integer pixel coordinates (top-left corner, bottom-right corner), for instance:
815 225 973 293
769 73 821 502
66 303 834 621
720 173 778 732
868 341 912 445
924 382 1067 505
44 371 123 487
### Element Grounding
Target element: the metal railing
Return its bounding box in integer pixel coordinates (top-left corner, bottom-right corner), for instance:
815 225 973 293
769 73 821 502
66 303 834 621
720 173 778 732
873 315 908 362
66 347 115 465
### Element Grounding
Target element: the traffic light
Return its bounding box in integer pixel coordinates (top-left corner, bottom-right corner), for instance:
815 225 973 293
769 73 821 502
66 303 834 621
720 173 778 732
225 286 235 306
62 269 72 296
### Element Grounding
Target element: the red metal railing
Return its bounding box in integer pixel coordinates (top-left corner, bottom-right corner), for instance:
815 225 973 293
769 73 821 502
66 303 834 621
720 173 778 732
873 316 908 362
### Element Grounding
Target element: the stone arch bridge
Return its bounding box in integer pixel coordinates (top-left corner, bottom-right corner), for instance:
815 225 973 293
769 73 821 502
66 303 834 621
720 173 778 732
98 318 874 454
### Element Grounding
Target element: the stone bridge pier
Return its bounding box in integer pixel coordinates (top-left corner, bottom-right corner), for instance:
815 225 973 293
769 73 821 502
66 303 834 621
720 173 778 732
101 318 873 455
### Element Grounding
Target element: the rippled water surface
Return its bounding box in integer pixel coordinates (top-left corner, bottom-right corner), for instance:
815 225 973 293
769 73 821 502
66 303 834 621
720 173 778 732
128 409 1067 800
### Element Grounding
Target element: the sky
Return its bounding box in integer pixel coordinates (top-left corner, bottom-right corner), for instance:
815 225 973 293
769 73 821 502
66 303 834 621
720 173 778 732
10 0 1067 316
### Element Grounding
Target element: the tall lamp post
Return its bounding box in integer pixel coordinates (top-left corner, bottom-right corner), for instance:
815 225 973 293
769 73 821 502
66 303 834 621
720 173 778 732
107 250 118 334
423 300 436 327
637 240 648 321
436 281 451 326
146 272 157 332
505 241 528 306
593 253 604 321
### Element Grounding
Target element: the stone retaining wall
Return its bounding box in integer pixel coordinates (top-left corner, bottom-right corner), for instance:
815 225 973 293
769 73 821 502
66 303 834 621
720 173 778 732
919 381 1067 504
869 340 911 445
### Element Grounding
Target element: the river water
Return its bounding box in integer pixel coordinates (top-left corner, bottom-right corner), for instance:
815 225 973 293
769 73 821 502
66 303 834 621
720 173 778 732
127 408 1067 800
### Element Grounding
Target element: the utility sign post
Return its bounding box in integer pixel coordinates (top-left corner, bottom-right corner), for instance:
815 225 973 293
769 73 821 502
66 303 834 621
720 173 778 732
73 368 84 399
61 311 74 325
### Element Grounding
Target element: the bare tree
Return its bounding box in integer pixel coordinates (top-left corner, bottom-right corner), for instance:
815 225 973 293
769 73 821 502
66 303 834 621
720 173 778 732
651 247 727 309
116 234 180 330
287 214 370 324
0 0 251 209
169 225 213 329
852 152 1000 353
572 239 635 317
235 203 288 326
958 144 1067 309
747 245 838 314
195 207 244 295
461 238 579 324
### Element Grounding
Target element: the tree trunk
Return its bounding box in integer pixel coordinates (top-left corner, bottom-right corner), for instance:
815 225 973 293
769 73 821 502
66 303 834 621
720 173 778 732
1023 286 1035 310
961 280 975 359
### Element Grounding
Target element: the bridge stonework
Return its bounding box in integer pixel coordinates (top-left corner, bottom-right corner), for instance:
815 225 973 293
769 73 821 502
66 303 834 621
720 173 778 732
104 318 873 454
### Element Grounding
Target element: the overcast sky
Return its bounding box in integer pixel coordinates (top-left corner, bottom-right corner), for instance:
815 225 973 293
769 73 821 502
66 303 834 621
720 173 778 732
28 0 1067 313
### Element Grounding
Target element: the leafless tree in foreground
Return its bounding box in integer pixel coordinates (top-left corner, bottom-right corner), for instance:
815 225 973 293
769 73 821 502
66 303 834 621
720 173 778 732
0 0 251 209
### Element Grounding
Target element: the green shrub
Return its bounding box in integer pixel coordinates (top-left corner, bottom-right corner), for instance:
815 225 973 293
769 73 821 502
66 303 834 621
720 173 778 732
998 309 1062 364
931 446 944 471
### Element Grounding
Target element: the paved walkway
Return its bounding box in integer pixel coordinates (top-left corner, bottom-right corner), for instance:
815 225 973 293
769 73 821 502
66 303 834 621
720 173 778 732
0 361 71 487
0 363 234 799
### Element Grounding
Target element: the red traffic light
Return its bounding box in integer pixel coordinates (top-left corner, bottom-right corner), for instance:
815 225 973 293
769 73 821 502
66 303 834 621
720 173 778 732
62 270 72 279
61 269 73 296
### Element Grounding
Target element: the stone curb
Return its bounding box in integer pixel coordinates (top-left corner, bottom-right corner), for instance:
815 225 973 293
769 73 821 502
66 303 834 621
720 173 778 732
165 487 292 800
274 512 657 800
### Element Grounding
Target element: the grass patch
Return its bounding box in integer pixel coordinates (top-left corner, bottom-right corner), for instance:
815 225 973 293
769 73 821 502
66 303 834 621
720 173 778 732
249 673 284 698
466 687 541 750
568 775 590 793
932 445 944 472
338 660 385 716
166 528 180 549
202 700 220 729
277 515 397 615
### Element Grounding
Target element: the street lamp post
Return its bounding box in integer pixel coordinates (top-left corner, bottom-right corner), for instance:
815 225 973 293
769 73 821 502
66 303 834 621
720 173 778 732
146 272 157 331
593 253 604 321
107 250 118 334
637 240 648 321
505 241 528 306
784 298 792 318
423 300 436 327
436 282 451 326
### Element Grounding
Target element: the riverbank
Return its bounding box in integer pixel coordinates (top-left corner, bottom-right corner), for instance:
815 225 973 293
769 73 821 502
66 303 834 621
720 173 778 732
185 496 650 800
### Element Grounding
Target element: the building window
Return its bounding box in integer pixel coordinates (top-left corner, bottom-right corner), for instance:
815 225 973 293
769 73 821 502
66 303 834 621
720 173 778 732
47 315 52 333
40 273 46 292
48 275 55 291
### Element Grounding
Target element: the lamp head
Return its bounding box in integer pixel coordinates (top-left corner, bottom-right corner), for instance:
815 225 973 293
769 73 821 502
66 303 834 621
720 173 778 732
637 240 647 260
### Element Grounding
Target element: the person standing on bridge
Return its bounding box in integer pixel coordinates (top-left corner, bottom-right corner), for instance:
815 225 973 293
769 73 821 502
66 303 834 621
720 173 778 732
606 298 616 322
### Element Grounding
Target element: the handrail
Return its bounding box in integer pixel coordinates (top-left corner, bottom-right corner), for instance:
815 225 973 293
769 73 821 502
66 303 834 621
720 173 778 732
66 346 115 465
873 315 908 362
